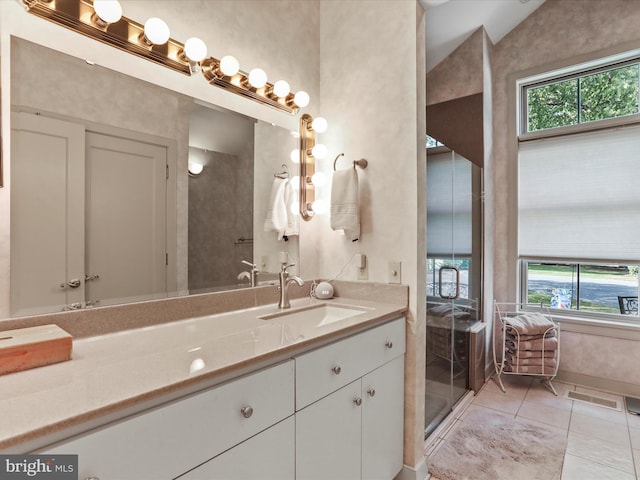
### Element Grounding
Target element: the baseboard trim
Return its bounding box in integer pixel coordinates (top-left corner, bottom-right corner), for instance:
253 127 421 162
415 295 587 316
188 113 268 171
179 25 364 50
556 369 640 398
395 456 428 480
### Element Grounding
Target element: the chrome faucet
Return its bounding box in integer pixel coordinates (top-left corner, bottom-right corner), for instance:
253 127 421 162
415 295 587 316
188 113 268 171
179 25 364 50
237 260 259 287
278 263 304 309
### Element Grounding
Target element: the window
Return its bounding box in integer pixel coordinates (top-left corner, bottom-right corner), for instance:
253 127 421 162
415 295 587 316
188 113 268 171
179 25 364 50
524 62 640 133
518 51 640 322
521 261 639 317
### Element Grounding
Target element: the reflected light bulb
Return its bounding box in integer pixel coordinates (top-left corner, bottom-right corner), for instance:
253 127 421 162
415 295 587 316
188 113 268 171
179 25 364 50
188 162 204 176
312 199 328 215
290 149 300 164
311 144 328 159
144 17 170 45
248 68 267 88
294 91 310 107
94 0 122 24
219 55 240 76
311 172 327 187
273 80 291 98
311 117 328 133
184 37 207 62
291 175 300 187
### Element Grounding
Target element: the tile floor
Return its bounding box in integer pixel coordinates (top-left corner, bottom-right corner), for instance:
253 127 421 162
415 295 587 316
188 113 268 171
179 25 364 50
426 376 640 479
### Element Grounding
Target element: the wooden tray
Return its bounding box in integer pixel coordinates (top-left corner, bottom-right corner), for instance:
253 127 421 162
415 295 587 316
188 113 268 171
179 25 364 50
0 324 72 375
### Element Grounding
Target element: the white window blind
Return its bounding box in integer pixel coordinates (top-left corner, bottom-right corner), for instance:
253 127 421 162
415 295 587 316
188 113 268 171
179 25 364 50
427 151 472 256
518 124 640 261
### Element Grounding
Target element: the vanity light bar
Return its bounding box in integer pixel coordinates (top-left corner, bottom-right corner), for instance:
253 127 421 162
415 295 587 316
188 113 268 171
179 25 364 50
299 113 315 221
21 0 301 115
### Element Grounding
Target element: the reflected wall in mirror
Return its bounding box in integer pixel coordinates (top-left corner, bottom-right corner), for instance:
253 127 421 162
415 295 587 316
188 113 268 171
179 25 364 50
7 37 299 318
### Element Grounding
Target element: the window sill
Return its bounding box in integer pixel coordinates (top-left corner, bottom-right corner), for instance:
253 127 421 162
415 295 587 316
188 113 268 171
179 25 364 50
553 314 640 341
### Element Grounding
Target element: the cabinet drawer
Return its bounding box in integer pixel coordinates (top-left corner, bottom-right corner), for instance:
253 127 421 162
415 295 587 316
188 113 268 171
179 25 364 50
295 317 405 409
45 360 294 480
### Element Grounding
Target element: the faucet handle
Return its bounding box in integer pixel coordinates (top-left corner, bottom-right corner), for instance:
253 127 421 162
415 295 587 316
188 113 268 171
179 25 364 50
281 263 296 273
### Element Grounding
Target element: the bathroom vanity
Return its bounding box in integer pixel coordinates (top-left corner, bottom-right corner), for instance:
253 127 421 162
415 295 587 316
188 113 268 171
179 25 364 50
0 294 406 480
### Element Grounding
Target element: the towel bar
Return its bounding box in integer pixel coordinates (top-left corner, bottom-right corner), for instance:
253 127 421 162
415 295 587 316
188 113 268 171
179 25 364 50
333 153 368 171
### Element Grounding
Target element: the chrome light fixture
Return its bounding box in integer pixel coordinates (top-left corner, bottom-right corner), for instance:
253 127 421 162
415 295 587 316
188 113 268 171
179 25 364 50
21 0 308 114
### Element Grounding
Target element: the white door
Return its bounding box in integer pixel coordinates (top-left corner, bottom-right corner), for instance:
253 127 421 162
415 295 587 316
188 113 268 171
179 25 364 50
10 112 85 316
85 132 168 306
177 417 295 480
362 356 405 480
296 379 362 480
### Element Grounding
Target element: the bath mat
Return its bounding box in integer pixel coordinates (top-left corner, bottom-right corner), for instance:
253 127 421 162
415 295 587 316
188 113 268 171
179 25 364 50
428 408 567 480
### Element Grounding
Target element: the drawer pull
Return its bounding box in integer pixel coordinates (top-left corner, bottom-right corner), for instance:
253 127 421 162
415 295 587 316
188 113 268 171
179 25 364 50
241 406 254 418
367 388 376 397
332 365 342 375
353 397 362 406
385 341 393 349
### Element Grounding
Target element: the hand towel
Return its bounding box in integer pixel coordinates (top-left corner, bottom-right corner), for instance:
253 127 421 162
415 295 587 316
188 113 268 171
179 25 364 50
505 352 557 368
506 348 557 359
505 335 558 352
284 178 299 238
264 177 288 240
330 167 360 241
505 364 557 375
504 329 557 341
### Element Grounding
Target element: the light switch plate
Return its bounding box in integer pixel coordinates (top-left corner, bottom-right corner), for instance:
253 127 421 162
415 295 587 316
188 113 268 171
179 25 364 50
388 261 401 284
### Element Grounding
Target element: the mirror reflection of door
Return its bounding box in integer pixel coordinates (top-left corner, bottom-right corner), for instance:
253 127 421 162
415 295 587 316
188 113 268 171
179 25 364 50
11 112 168 315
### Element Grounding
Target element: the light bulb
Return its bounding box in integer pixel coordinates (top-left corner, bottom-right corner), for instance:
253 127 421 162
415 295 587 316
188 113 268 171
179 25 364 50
312 199 328 215
144 17 170 45
94 0 122 24
273 80 290 98
290 149 300 164
311 143 328 159
291 175 300 187
219 55 240 76
311 117 328 133
294 91 310 107
311 172 327 187
184 37 207 62
248 68 267 88
188 162 204 176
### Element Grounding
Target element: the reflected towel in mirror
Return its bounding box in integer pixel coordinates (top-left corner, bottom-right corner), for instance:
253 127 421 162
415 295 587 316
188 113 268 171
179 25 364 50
330 167 360 241
264 177 288 240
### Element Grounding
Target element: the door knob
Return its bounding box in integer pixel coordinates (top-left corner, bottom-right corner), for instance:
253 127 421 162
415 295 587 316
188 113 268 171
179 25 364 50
60 278 81 289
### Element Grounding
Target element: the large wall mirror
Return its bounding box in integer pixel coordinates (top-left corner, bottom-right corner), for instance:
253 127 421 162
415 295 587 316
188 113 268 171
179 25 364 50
7 37 300 318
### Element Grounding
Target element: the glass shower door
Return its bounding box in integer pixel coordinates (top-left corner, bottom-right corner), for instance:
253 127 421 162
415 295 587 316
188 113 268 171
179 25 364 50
425 147 479 439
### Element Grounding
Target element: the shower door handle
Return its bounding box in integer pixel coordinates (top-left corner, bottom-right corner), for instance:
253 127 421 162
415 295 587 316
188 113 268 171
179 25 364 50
438 266 460 300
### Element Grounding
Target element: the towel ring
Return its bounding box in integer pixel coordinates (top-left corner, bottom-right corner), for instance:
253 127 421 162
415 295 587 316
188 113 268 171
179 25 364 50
333 153 368 171
274 163 290 179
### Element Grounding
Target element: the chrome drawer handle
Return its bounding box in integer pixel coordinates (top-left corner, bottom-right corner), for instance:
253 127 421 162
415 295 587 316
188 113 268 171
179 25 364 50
332 365 342 375
385 341 393 349
241 406 254 418
367 388 376 397
353 397 362 406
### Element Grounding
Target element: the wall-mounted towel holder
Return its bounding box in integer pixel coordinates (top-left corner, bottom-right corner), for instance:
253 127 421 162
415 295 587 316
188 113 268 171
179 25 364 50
333 153 368 171
274 164 290 179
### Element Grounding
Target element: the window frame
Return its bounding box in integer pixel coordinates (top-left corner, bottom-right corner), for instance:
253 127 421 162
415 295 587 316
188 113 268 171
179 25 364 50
517 50 640 140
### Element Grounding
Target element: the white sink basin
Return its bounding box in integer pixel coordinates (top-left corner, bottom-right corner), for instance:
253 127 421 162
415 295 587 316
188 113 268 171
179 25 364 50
259 303 369 327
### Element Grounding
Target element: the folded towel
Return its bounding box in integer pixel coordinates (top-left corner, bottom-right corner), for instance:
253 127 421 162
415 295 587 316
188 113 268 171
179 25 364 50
505 313 555 336
505 352 557 368
506 348 557 359
505 335 558 352
264 177 288 240
283 178 299 237
330 167 360 242
505 364 557 375
505 329 557 341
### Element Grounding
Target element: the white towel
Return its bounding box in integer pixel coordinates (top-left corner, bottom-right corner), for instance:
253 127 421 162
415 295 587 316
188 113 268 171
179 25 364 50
264 177 288 240
284 178 299 237
330 167 360 241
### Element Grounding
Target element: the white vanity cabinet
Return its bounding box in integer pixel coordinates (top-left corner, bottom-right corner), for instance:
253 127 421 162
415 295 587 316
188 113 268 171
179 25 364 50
43 360 295 480
295 318 406 480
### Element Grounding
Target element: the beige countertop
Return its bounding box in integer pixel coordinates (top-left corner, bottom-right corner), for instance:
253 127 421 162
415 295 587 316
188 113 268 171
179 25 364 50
0 296 406 452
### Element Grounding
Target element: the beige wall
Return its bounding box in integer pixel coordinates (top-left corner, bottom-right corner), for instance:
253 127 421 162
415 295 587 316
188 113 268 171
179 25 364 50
491 0 640 394
316 0 426 466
